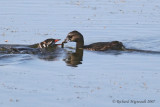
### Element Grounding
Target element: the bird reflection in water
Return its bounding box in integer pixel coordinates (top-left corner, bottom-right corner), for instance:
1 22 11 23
63 48 83 67
37 47 63 61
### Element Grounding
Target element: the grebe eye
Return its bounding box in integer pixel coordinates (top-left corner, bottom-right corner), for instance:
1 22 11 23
68 35 73 38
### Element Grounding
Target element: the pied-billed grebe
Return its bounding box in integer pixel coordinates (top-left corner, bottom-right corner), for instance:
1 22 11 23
30 38 61 48
62 31 125 51
62 31 160 54
0 38 61 54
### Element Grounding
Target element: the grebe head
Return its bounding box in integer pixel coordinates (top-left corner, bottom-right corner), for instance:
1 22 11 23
63 31 84 43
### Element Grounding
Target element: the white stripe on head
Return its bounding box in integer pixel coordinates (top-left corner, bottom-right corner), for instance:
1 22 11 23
38 43 42 48
48 41 52 46
43 43 46 48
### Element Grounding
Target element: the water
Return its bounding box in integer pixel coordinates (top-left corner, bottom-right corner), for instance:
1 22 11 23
0 0 160 107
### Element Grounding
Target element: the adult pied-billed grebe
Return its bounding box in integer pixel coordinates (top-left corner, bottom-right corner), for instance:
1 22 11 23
62 31 160 54
62 31 125 51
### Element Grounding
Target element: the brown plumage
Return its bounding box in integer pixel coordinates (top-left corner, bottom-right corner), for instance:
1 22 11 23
84 41 125 51
62 31 125 51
